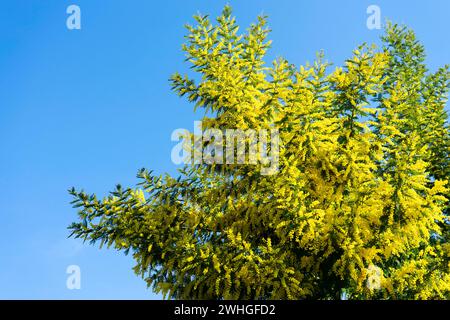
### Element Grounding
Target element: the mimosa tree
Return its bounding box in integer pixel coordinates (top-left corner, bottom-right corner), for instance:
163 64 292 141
69 7 450 299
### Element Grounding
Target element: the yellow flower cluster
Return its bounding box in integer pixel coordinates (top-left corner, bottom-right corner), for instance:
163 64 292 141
69 7 450 299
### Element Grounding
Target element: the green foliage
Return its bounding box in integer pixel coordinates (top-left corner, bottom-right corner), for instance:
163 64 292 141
69 7 450 299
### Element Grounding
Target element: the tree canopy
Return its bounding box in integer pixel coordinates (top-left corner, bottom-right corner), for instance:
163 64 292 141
69 6 450 299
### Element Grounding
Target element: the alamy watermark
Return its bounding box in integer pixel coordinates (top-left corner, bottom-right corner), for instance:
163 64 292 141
66 265 81 290
366 264 382 291
66 4 81 30
171 121 280 175
366 5 381 30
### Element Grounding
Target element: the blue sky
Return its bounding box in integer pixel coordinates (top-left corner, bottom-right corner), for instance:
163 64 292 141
0 0 448 299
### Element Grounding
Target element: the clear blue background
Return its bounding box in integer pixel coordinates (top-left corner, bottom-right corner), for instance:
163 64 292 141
0 0 448 299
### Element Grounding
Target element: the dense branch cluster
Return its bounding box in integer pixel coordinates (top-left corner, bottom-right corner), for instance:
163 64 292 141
69 7 450 299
